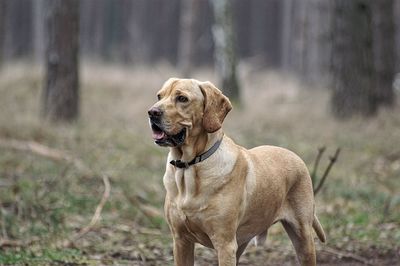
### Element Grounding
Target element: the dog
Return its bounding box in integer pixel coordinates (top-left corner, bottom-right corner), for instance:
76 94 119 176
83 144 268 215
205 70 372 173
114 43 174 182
148 78 326 266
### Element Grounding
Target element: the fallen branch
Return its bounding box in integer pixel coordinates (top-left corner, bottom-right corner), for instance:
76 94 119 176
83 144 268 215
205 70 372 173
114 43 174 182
321 246 373 265
0 237 38 248
137 227 163 236
0 138 90 174
313 148 341 196
0 138 112 247
137 203 163 219
385 149 400 161
0 238 25 248
123 193 163 226
65 174 111 246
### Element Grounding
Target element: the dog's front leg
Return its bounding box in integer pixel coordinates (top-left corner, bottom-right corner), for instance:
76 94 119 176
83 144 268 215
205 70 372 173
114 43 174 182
212 236 238 266
172 237 194 266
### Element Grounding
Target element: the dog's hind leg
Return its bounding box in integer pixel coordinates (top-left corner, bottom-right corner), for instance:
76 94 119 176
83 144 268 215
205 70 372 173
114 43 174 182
236 240 250 265
281 219 316 266
254 229 268 247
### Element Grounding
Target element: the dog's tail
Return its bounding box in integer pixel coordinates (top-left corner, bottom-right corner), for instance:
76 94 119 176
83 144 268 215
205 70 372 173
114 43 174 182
313 214 326 243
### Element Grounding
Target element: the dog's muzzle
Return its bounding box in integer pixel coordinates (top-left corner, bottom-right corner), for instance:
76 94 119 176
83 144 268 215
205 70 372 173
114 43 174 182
148 110 186 147
148 115 185 148
148 106 186 147
150 121 186 147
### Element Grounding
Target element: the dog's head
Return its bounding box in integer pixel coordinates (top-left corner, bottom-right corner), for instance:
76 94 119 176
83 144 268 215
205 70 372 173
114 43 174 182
148 78 232 147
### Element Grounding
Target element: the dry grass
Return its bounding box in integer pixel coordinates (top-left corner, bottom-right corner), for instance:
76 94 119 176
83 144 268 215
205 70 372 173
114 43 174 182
0 62 399 265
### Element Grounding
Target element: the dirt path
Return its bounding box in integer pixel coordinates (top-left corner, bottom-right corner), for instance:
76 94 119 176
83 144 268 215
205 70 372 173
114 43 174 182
107 243 400 266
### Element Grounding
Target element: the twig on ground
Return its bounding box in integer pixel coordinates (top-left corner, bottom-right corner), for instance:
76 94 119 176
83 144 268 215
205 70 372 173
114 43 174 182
0 138 90 174
311 146 326 185
314 148 341 196
385 149 400 161
123 192 163 226
0 237 39 248
321 246 373 265
65 174 111 246
0 138 112 248
137 203 163 219
0 238 25 247
137 227 163 236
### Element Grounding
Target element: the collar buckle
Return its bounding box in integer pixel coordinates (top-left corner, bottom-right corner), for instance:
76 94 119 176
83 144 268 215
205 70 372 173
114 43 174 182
170 159 190 169
169 135 223 169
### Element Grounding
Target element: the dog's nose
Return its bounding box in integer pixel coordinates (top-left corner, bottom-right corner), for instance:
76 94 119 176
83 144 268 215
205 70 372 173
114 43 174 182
148 107 163 118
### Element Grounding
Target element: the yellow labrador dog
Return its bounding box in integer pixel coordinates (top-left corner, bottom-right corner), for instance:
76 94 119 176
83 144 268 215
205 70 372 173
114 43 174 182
148 78 326 266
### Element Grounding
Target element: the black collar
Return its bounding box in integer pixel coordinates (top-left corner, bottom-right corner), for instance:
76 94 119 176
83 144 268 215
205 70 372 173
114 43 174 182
170 136 223 169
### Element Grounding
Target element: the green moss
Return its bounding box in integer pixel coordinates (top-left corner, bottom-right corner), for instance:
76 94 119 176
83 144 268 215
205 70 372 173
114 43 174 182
0 248 87 265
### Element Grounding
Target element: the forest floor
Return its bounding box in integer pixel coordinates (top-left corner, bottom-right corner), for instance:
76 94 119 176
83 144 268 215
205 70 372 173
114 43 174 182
0 63 399 265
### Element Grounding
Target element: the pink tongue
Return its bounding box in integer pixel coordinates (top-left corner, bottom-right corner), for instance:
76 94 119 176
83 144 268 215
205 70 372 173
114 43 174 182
152 131 166 140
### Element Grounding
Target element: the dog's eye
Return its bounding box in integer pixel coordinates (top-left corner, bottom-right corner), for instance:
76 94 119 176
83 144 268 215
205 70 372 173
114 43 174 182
176 95 188 103
157 94 161 100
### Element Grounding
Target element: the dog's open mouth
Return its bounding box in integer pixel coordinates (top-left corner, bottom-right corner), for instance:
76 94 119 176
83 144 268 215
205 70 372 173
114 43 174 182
151 122 186 147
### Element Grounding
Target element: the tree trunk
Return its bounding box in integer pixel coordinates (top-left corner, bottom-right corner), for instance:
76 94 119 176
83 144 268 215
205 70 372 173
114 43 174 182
2 0 32 60
42 0 80 122
191 1 214 66
291 0 308 75
0 1 6 68
396 0 400 72
263 0 282 68
119 0 134 63
233 0 252 58
371 0 396 106
178 0 198 77
249 0 269 59
281 0 293 71
210 0 240 102
127 0 148 63
33 0 45 64
159 0 180 64
331 0 376 118
302 0 332 85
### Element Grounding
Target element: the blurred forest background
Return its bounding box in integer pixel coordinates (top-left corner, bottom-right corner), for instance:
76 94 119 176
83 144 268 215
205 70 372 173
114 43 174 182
0 0 400 265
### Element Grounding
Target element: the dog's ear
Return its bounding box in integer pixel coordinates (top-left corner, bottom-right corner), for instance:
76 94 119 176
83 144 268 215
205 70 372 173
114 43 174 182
199 81 232 133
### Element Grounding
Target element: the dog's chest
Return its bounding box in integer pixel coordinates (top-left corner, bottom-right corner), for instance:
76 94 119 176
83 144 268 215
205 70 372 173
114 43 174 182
165 167 208 212
165 178 214 248
183 214 214 248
